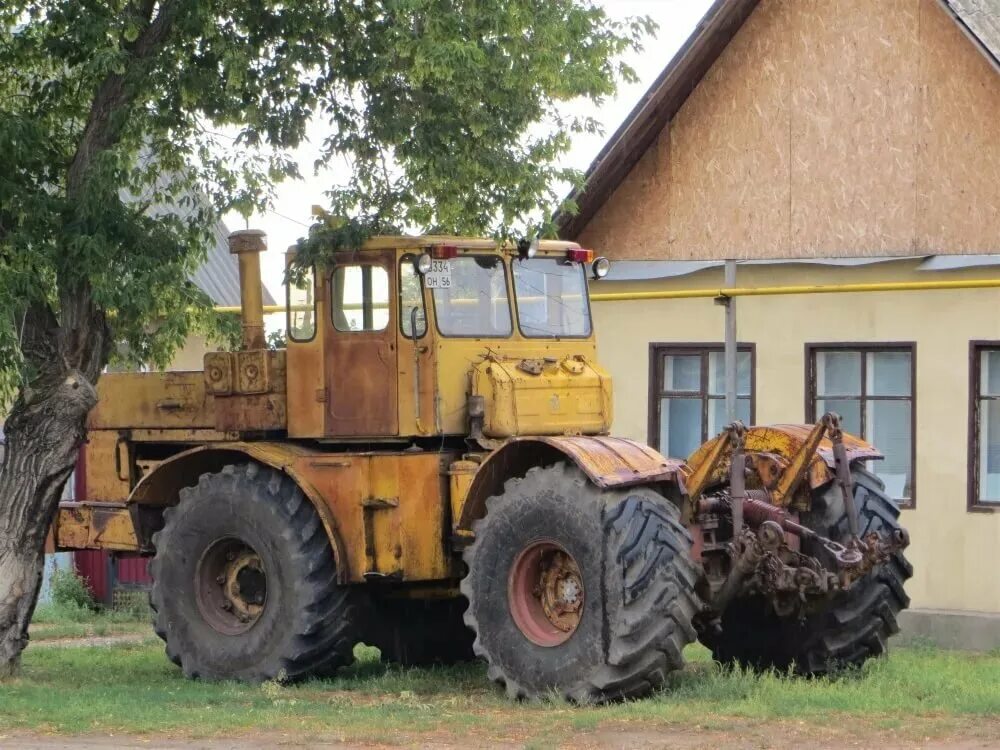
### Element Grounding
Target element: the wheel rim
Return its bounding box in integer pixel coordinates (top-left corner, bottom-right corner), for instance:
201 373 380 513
507 540 584 647
195 537 267 635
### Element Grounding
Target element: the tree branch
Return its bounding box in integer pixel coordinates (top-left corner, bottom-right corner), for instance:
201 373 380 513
66 0 181 197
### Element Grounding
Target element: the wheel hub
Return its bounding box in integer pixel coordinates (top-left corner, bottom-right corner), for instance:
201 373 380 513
508 540 584 647
196 538 267 635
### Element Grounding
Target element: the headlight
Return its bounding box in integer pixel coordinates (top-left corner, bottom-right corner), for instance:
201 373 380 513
592 256 611 280
415 253 432 274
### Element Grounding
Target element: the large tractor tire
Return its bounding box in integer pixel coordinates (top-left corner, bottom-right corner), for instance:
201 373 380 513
461 463 701 703
705 466 912 675
367 597 476 667
149 463 362 682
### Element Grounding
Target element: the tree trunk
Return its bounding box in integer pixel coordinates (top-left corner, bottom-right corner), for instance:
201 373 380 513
0 369 98 678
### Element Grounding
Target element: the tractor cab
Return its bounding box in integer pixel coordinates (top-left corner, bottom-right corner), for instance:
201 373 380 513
282 237 613 442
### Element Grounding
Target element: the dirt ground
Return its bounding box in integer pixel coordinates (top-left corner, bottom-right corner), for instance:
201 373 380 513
3 724 999 749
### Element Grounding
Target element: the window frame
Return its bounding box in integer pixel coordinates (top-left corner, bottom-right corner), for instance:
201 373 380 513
329 261 392 334
430 254 514 340
398 254 428 340
510 257 594 340
968 341 1000 513
286 264 317 343
647 343 757 455
804 342 917 508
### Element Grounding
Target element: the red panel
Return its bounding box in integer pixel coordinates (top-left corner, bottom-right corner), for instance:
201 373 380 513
117 555 152 585
73 550 108 603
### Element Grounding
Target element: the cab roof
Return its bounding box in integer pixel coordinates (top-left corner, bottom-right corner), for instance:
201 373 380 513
288 235 583 253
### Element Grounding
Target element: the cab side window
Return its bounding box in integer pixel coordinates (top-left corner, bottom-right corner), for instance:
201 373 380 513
287 265 316 341
331 264 390 332
399 256 427 338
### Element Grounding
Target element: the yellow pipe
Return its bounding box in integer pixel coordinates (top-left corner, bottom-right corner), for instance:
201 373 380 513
213 277 1000 314
589 277 1000 302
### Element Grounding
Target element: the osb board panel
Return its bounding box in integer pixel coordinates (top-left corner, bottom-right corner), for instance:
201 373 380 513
789 0 919 252
577 128 670 258
577 0 1000 260
668 0 792 258
917 0 1000 251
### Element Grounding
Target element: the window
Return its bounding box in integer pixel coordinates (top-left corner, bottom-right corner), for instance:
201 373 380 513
331 264 390 332
970 344 1000 510
287 265 316 342
649 344 754 460
399 256 427 338
512 258 591 338
807 344 915 506
432 255 512 338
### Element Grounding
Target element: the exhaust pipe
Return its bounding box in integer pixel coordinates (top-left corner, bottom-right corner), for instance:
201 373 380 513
228 229 267 350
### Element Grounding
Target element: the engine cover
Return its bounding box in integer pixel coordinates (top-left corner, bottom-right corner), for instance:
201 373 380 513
470 355 612 438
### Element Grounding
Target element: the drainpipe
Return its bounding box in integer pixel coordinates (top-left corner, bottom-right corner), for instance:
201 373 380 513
723 260 738 423
228 229 267 350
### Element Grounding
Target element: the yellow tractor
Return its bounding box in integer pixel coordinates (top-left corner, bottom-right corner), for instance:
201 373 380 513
54 230 911 701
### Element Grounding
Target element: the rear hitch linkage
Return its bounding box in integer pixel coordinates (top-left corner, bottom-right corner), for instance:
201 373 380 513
696 414 910 621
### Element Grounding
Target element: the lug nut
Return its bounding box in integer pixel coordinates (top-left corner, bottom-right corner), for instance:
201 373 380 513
216 575 226 585
221 601 233 612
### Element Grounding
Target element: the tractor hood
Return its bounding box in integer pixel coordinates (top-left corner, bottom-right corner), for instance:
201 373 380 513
470 354 612 438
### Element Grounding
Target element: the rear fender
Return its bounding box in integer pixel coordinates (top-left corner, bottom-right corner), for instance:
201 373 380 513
127 443 348 583
457 436 686 531
686 424 882 507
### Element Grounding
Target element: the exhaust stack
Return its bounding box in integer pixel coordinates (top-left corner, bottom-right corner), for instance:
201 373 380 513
228 229 267 350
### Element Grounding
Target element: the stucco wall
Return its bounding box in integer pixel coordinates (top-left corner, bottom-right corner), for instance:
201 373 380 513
578 0 1000 260
592 260 1000 615
166 335 212 372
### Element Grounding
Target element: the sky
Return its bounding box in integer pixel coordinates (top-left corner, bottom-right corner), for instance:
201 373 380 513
225 0 715 297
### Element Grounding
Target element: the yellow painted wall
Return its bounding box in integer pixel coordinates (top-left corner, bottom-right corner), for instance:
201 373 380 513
593 260 1000 614
165 335 212 372
577 0 1000 260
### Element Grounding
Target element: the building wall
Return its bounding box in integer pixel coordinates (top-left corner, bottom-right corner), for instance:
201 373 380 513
578 0 1000 260
592 260 1000 615
167 334 213 371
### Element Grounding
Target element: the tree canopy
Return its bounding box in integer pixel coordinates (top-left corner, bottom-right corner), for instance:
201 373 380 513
0 0 649 394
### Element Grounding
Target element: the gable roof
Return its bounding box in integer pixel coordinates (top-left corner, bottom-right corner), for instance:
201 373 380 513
559 0 1000 241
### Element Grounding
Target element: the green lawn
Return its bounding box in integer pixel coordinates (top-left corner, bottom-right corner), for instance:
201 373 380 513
2 639 999 746
28 603 151 642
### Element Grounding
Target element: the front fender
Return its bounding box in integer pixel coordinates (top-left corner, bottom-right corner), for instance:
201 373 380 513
127 442 348 583
457 436 686 531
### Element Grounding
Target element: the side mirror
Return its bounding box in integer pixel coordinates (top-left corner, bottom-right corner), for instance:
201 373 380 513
406 306 420 340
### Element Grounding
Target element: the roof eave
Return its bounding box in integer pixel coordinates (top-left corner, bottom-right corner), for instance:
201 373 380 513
558 0 760 240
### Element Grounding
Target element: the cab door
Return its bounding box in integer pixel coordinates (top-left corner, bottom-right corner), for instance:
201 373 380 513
324 251 399 436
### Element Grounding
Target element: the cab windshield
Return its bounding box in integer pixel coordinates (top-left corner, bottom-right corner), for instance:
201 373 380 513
512 258 592 338
432 255 513 337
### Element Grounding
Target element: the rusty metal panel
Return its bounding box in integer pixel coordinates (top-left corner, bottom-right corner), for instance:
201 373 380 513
391 453 450 581
686 424 883 499
367 456 401 577
286 329 326 438
83 430 131 502
88 372 214 430
289 450 452 584
204 351 234 395
323 250 399 437
213 393 287 432
755 424 882 467
516 436 685 489
55 503 139 552
471 356 612 438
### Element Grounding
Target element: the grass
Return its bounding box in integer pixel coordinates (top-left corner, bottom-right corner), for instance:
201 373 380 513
1 638 998 746
28 602 151 642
